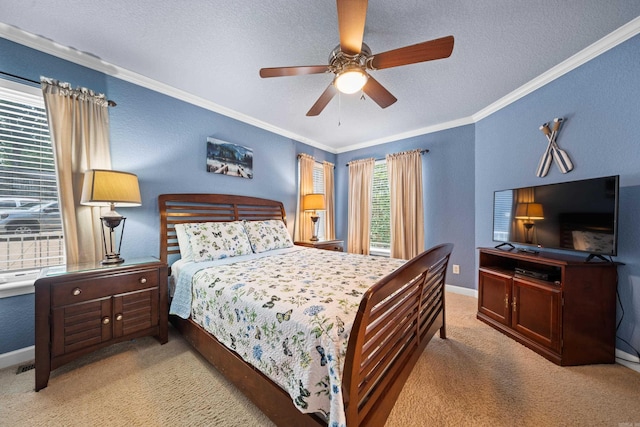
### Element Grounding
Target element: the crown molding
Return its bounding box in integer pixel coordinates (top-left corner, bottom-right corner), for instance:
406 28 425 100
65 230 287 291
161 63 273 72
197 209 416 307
473 16 640 122
0 23 334 153
335 116 475 153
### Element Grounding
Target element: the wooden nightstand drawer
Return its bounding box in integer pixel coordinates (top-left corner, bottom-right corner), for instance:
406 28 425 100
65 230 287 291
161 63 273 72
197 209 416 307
314 241 344 252
295 239 344 252
51 268 159 307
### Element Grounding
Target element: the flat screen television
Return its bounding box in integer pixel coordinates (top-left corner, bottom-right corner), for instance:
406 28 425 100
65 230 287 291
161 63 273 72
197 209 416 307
492 175 619 258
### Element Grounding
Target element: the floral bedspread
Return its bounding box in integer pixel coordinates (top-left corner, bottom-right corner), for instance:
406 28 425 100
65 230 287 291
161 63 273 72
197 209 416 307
182 247 406 427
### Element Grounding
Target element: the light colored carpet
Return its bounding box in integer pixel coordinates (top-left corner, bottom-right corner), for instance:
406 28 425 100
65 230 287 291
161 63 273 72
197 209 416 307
1 292 639 426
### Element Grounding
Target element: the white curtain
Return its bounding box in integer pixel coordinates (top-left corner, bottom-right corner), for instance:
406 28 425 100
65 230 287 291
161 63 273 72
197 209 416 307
347 158 374 254
387 149 424 260
323 161 336 240
41 78 112 264
294 153 315 241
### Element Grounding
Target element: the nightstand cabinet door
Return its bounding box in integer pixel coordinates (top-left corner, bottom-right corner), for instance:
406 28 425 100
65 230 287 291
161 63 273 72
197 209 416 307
112 287 159 338
51 299 112 357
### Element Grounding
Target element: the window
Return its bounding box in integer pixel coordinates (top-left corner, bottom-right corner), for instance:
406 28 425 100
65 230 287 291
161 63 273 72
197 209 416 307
370 161 390 255
493 190 513 242
312 163 326 240
0 80 64 291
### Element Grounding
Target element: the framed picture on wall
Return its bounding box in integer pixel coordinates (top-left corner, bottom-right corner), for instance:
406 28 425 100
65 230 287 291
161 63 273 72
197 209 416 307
206 137 254 179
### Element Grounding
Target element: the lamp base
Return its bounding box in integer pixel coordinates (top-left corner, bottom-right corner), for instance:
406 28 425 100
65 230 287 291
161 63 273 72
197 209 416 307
310 215 319 242
101 253 124 265
99 216 126 265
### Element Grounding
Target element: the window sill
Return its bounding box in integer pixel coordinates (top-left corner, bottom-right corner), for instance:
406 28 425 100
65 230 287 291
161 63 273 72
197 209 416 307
0 279 36 298
370 248 391 257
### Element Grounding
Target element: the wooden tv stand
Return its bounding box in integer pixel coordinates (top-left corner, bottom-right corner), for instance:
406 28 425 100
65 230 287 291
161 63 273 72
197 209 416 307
477 247 617 366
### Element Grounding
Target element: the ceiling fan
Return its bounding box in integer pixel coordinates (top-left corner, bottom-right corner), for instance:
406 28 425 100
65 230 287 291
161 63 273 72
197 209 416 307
259 0 454 116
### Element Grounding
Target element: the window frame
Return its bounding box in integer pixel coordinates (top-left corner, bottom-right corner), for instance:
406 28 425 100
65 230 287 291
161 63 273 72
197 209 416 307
0 79 63 297
370 160 391 257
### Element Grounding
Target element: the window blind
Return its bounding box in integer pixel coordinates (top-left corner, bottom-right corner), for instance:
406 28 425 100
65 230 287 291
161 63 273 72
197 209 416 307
0 81 64 274
312 163 326 240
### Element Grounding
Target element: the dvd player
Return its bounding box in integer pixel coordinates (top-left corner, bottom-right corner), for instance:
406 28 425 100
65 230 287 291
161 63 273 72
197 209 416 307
514 267 560 282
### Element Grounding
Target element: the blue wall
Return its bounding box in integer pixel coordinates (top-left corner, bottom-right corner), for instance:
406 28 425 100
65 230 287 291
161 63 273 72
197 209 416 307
475 34 640 356
335 125 476 289
0 293 34 353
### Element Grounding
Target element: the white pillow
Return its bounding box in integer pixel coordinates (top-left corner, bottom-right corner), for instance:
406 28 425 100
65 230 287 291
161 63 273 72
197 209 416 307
183 221 253 262
174 223 195 262
243 220 293 253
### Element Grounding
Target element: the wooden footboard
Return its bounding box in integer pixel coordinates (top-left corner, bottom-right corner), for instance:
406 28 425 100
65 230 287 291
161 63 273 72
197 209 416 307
343 243 452 426
159 194 452 426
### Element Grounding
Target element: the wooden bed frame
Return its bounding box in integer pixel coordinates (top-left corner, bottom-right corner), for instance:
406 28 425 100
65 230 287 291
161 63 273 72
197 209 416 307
159 193 452 426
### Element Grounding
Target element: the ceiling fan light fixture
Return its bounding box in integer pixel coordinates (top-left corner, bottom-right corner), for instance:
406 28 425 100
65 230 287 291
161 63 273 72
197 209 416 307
334 68 368 94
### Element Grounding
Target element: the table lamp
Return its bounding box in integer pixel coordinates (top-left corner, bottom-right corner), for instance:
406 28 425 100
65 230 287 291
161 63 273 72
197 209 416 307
303 193 325 241
81 169 141 264
515 202 544 244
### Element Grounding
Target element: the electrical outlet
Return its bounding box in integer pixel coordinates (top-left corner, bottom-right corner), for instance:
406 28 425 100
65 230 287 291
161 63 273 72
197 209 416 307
452 264 460 274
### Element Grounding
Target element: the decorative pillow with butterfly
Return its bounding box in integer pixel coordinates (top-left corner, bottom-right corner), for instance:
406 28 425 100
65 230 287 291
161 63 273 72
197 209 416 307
243 219 294 253
183 221 253 262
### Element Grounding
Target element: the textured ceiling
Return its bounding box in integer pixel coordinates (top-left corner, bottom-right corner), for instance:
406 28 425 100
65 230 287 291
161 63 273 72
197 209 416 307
2 1 640 152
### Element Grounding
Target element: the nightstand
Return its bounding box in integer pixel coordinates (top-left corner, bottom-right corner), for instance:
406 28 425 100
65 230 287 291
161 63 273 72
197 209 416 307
35 257 168 391
295 239 344 252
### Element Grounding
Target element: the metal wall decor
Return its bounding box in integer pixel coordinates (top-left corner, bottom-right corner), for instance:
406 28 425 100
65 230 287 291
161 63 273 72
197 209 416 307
536 117 574 177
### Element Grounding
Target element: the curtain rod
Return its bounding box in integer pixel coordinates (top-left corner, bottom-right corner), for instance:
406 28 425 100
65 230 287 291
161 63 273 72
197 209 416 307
297 154 336 169
345 149 429 166
0 70 117 107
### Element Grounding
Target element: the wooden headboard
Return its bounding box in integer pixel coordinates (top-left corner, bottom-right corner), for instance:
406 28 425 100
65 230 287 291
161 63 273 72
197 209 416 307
558 212 614 249
158 194 286 265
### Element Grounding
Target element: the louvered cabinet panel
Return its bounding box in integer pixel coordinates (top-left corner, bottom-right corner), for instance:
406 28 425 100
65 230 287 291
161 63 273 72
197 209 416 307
113 287 159 338
51 298 112 357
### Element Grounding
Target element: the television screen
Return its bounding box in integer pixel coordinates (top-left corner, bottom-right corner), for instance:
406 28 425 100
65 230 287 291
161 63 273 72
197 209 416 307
492 176 619 256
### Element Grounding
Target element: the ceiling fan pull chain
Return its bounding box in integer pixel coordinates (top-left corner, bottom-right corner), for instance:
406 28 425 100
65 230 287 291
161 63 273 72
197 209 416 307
338 91 342 126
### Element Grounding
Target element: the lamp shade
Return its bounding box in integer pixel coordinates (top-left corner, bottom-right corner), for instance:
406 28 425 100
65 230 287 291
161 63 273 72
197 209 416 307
81 169 142 207
515 203 544 220
303 193 325 211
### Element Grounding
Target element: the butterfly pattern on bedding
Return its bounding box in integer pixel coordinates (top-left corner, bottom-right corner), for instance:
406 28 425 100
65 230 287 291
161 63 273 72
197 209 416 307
188 247 406 427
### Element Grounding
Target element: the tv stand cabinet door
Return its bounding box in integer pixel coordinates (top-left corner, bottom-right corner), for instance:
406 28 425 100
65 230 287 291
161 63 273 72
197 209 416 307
478 269 512 326
512 278 562 354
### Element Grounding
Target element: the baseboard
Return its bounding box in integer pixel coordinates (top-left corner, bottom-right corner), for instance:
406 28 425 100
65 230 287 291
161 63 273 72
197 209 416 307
445 284 478 298
616 349 640 373
0 345 34 370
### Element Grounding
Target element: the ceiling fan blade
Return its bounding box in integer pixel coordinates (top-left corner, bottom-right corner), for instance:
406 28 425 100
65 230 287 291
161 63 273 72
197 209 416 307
362 75 397 109
368 35 454 70
306 84 338 116
337 0 368 55
259 65 330 78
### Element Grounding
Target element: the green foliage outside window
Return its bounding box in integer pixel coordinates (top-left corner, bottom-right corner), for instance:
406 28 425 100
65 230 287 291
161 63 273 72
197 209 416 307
370 162 390 250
